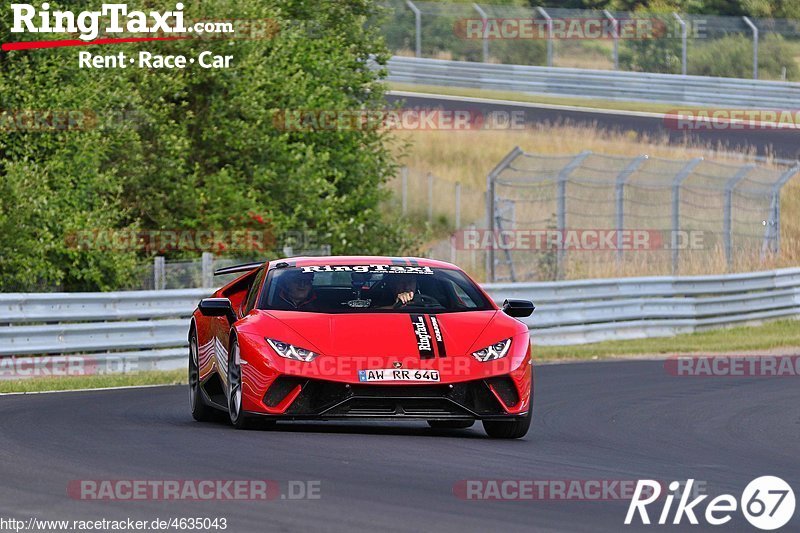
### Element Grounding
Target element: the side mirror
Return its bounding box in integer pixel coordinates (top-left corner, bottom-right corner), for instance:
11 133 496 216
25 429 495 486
198 298 236 324
502 299 535 318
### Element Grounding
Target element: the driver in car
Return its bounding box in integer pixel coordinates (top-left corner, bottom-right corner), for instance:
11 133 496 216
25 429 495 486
275 270 317 310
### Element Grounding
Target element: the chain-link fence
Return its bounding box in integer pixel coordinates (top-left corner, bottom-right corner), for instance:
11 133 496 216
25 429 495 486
129 247 333 291
382 167 489 280
385 166 485 230
378 1 800 80
481 148 798 282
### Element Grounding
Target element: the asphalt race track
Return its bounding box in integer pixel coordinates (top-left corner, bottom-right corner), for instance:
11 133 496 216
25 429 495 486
0 360 797 532
387 92 800 162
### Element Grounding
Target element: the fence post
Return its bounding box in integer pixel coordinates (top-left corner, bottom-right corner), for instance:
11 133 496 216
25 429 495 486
469 223 477 273
455 181 462 230
763 164 800 257
603 10 619 70
762 194 779 260
486 147 523 282
154 256 166 291
671 158 703 274
673 13 687 75
406 0 422 58
201 252 214 288
556 151 592 280
401 166 408 215
427 172 434 223
743 17 758 79
723 165 754 270
615 155 648 264
536 7 553 67
473 3 489 63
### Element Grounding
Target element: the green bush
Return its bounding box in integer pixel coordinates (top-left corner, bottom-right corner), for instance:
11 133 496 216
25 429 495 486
619 15 683 74
688 33 800 80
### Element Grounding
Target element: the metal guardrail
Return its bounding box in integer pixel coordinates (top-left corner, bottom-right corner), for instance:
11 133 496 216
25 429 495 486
0 268 798 377
0 289 208 378
387 56 800 108
0 289 209 324
486 267 800 344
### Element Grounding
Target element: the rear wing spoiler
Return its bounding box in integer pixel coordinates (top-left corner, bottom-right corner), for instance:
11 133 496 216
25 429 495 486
213 262 265 276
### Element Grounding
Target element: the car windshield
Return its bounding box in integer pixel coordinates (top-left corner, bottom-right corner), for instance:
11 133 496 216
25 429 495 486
258 265 493 313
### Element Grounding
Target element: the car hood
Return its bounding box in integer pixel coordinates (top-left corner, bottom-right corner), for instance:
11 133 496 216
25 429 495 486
244 310 505 357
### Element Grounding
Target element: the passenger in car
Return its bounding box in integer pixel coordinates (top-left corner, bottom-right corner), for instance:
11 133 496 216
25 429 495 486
375 274 441 309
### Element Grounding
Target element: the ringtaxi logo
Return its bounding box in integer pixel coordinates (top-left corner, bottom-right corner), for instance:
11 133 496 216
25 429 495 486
625 477 795 530
10 3 190 42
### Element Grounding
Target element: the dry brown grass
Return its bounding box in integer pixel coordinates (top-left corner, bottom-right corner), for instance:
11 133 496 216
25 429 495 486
392 125 776 190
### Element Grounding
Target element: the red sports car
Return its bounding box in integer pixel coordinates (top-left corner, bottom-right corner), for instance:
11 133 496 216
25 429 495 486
189 256 535 438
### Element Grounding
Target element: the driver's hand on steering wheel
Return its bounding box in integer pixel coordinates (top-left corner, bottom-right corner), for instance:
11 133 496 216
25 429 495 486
395 291 415 306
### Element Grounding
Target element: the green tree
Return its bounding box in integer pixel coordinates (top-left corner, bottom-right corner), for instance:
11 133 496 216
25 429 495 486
0 0 415 291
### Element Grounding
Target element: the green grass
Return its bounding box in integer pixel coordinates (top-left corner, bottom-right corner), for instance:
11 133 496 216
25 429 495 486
0 369 186 394
533 319 800 360
389 82 697 114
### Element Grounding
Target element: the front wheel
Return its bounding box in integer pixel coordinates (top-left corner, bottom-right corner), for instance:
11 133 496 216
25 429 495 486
482 408 532 439
228 337 253 429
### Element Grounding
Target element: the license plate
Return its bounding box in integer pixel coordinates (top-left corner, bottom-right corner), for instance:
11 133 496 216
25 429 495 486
358 369 440 383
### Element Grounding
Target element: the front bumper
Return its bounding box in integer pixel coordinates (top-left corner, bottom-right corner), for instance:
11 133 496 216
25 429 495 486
244 375 529 421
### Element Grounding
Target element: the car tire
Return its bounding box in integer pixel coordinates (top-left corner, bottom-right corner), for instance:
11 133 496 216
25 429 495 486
189 330 215 422
482 408 532 439
427 420 475 429
227 336 255 430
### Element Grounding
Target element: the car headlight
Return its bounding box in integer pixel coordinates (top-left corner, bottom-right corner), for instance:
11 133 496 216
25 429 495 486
265 338 319 362
472 338 512 362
